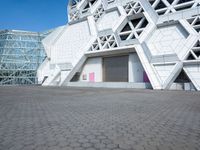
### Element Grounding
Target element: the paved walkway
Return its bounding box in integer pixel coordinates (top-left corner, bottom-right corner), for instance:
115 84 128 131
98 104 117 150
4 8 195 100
0 86 200 150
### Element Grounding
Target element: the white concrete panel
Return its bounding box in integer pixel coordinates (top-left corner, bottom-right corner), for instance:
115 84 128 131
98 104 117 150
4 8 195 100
147 24 188 56
42 26 66 57
37 58 50 84
135 44 161 89
129 53 144 82
154 64 176 84
184 64 200 90
80 57 102 82
97 10 120 31
51 21 92 65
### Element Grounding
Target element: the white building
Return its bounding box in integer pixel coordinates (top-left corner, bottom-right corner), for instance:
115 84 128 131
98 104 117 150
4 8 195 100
38 0 200 91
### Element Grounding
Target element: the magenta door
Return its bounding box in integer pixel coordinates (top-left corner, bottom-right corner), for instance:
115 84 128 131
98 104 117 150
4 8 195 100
89 72 95 82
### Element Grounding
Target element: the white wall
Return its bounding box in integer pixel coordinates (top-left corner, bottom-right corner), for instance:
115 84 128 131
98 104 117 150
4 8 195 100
97 10 120 31
146 24 188 56
79 57 102 82
184 64 200 90
129 53 145 82
50 21 92 65
37 58 50 84
79 54 145 83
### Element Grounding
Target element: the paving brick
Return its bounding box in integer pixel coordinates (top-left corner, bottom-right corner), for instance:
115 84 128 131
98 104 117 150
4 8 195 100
0 86 199 150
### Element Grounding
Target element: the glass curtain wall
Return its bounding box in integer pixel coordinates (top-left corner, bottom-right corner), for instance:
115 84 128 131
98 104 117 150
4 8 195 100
0 30 47 85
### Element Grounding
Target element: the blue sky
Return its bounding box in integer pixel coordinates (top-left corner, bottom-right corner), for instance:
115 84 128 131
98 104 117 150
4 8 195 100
0 0 69 32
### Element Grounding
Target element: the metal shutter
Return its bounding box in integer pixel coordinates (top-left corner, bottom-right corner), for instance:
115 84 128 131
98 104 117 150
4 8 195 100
103 55 128 82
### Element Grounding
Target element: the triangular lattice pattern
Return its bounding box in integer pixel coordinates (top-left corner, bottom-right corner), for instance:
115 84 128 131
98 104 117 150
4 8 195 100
70 10 80 22
81 0 97 14
186 40 200 61
93 5 105 22
119 15 148 41
148 0 197 15
187 15 200 33
90 34 118 51
123 1 144 15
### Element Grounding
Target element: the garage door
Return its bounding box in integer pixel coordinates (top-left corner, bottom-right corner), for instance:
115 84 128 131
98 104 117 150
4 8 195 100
103 55 128 82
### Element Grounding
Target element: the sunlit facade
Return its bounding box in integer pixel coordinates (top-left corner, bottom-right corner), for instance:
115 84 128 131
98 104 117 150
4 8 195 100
0 30 47 85
38 0 200 91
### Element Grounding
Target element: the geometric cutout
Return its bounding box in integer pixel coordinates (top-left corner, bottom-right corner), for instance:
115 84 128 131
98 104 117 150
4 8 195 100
81 0 97 14
93 5 105 22
174 69 191 83
70 10 80 22
123 1 144 15
99 35 118 49
149 0 196 16
89 34 118 51
187 15 200 33
186 40 200 61
121 24 131 32
119 15 149 41
186 52 196 60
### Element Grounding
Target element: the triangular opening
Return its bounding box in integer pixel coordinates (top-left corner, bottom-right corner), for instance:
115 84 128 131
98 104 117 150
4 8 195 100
148 0 154 5
194 50 200 57
186 52 196 60
195 27 200 33
136 31 142 36
130 18 141 28
134 7 140 13
131 34 136 39
126 4 132 10
83 3 89 9
177 0 193 4
121 23 132 32
166 0 174 4
120 34 129 41
195 18 200 25
155 1 167 10
140 18 148 28
194 40 200 47
174 70 191 83
169 10 173 13
90 0 96 5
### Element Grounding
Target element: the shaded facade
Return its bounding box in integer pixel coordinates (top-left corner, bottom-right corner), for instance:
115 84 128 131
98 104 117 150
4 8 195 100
0 30 47 85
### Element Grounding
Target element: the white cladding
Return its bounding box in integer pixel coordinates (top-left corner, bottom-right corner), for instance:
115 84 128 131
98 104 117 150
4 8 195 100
129 53 144 82
50 21 92 65
97 10 120 31
80 58 103 82
38 0 200 91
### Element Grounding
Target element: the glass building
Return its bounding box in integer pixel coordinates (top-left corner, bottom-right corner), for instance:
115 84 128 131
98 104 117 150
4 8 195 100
0 30 48 85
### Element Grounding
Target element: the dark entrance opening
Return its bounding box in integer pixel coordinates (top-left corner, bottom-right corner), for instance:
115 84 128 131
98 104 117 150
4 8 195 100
174 69 190 83
103 55 128 82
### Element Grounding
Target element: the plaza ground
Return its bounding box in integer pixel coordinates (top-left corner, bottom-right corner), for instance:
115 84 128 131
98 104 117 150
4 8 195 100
0 86 200 150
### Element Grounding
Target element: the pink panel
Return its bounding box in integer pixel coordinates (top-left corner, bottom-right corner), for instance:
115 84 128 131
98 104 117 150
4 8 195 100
143 71 150 83
89 72 95 82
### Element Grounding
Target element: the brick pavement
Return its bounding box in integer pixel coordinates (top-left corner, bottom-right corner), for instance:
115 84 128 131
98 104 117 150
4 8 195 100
0 86 199 150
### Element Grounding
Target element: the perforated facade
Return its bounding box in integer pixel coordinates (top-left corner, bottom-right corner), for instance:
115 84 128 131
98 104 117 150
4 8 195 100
38 0 200 91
